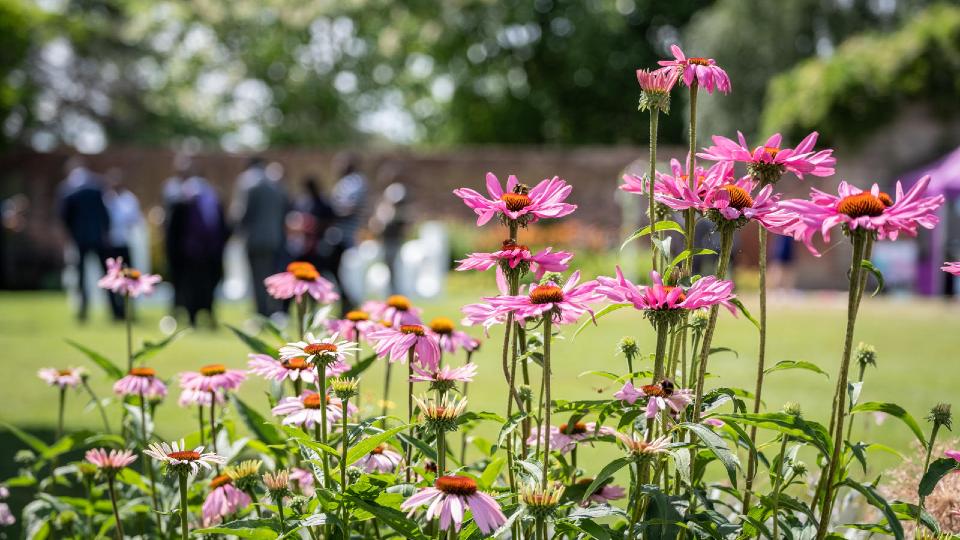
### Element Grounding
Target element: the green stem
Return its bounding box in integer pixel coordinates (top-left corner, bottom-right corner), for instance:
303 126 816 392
692 227 734 421
684 83 699 275
743 227 769 510
541 315 552 490
380 361 393 429
460 351 474 463
125 293 133 371
275 494 287 534
770 435 789 540
82 379 111 434
341 397 351 533
319 367 331 488
108 476 124 540
916 423 941 533
406 349 415 483
815 231 868 540
296 298 306 340
648 107 661 273
209 391 218 456
627 456 644 538
437 428 446 477
140 392 163 535
178 471 189 540
652 320 670 384
198 404 205 448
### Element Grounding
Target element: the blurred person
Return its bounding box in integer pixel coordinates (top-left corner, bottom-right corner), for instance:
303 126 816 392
288 175 334 266
368 164 410 293
162 154 194 316
103 168 144 320
57 155 110 321
769 233 797 294
320 152 368 314
232 157 288 317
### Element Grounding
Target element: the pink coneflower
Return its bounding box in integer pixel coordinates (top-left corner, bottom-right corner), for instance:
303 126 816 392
486 271 601 324
143 440 225 475
401 475 507 534
527 421 616 454
289 467 315 496
0 487 12 526
278 332 357 372
457 240 573 279
596 268 737 315
453 173 577 227
97 257 162 298
410 363 478 393
368 324 441 369
946 450 960 462
703 418 725 428
247 354 347 386
461 268 516 334
578 479 626 505
113 367 167 399
363 295 423 328
943 262 960 276
270 391 357 429
698 131 835 184
427 317 479 354
779 176 944 256
85 448 137 472
353 443 403 474
623 158 716 201
615 433 674 456
38 367 84 389
327 310 379 343
637 66 678 94
179 364 246 393
178 388 225 408
202 475 252 526
264 261 339 304
658 45 730 94
614 380 694 419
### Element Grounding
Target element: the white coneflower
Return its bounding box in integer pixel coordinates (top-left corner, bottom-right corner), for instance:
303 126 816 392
279 332 358 368
143 440 225 475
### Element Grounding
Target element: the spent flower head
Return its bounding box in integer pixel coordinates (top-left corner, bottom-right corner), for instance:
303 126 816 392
263 470 291 497
928 403 953 431
617 337 639 359
855 342 878 370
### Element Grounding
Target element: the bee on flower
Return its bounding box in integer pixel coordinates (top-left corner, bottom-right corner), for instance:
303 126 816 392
453 172 576 227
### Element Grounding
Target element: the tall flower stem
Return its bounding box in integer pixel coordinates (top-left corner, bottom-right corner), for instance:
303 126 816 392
815 231 868 540
139 392 163 534
743 226 769 509
916 421 943 533
648 108 661 273
107 476 124 540
692 227 734 421
56 386 65 442
651 320 670 384
319 368 331 488
460 350 474 463
684 83 700 272
274 492 287 535
82 379 111 434
177 470 189 540
406 349 415 483
436 428 446 476
125 293 133 372
296 299 306 340
380 361 393 429
341 397 351 532
209 391 218 456
197 404 205 447
541 316 552 490
770 434 790 540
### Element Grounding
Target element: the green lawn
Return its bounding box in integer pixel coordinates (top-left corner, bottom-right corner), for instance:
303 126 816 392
1 280 957 475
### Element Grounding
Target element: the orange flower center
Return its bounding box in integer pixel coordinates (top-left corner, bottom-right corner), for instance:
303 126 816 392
129 367 156 378
662 285 687 302
304 343 338 355
370 443 388 455
560 422 588 435
529 284 564 305
501 239 528 252
283 358 309 370
762 146 780 157
167 450 201 461
122 268 142 279
387 295 411 311
434 475 478 496
837 192 886 218
687 57 710 66
58 369 74 376
209 474 232 489
380 320 393 328
346 310 369 322
501 192 532 212
200 364 226 376
287 261 319 281
400 324 425 336
721 184 754 210
429 317 455 335
302 393 324 409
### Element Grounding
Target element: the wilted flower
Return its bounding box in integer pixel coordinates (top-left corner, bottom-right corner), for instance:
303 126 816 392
401 475 507 534
264 261 339 304
179 364 246 393
97 257 162 297
657 44 731 94
202 474 252 526
38 367 84 390
636 67 678 112
928 403 953 431
855 342 878 371
453 173 576 227
143 440 225 475
113 367 167 399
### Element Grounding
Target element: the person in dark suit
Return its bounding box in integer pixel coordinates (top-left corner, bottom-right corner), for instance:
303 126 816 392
57 156 110 321
319 152 367 315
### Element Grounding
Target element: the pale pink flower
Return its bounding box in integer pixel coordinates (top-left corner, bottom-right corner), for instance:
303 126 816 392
270 391 357 429
636 67 678 93
941 262 960 276
362 295 423 327
580 481 626 506
946 450 960 462
401 475 507 534
264 261 339 304
278 332 357 371
97 257 162 297
703 418 725 428
778 176 944 256
179 364 246 393
485 271 601 325
38 367 84 389
456 241 573 280
143 440 225 475
614 380 694 419
113 367 167 399
326 310 379 343
353 443 403 474
698 131 836 181
368 324 441 370
177 388 225 408
202 475 251 526
410 363 478 386
85 448 137 471
615 433 673 456
0 504 12 526
657 45 730 94
596 268 736 315
427 317 480 354
289 467 315 496
623 158 717 201
247 354 347 386
453 173 576 227
527 421 616 455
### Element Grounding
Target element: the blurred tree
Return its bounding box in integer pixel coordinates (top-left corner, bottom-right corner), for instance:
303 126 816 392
0 0 39 151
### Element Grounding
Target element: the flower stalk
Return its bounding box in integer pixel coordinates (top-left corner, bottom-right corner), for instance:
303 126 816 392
743 226 769 509
692 227 734 421
107 475 124 540
541 315 552 490
139 391 163 534
177 470 189 540
648 108 661 272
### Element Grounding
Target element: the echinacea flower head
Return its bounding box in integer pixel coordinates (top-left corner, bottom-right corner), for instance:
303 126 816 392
270 391 357 429
520 482 566 518
262 469 290 496
363 295 423 328
264 261 339 304
113 367 168 399
657 44 730 94
368 324 441 369
327 310 378 342
596 268 736 325
247 353 347 386
401 475 507 534
329 377 359 400
943 262 960 276
97 257 162 298
353 443 403 474
614 379 693 419
928 403 952 431
410 363 477 394
178 388 226 408
778 176 944 256
279 332 358 369
179 364 246 393
486 271 601 324
636 67 677 112
527 421 616 455
457 240 573 280
453 173 576 227
414 393 468 433
946 450 960 463
85 448 136 474
38 367 84 390
616 433 673 457
202 475 252 526
427 317 480 354
288 467 315 496
226 459 262 492
577 478 626 506
855 342 878 370
623 158 715 201
698 131 836 185
144 440 225 475
0 503 12 526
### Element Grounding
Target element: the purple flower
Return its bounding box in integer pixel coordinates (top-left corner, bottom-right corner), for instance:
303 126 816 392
485 271 601 324
456 240 573 280
657 44 730 94
596 268 737 315
453 173 576 227
179 364 246 393
401 475 507 534
367 324 441 370
114 367 167 399
352 444 403 474
264 261 339 304
202 475 251 526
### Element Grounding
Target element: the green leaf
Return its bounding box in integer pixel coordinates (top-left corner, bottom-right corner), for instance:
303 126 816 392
764 360 829 378
65 339 124 379
573 303 630 339
670 248 717 268
0 421 50 454
495 411 529 452
730 298 761 330
860 259 885 296
849 402 926 447
344 424 411 465
280 426 339 456
919 457 959 497
891 502 940 535
620 220 684 252
230 395 285 447
579 457 632 504
132 329 188 362
344 495 428 539
344 353 377 378
479 457 505 489
194 519 281 539
840 478 903 540
713 412 833 457
397 433 438 464
680 422 740 487
226 324 278 357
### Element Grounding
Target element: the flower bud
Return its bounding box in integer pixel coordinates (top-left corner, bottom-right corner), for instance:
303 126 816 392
618 337 639 359
783 402 802 418
855 342 878 370
928 403 952 431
